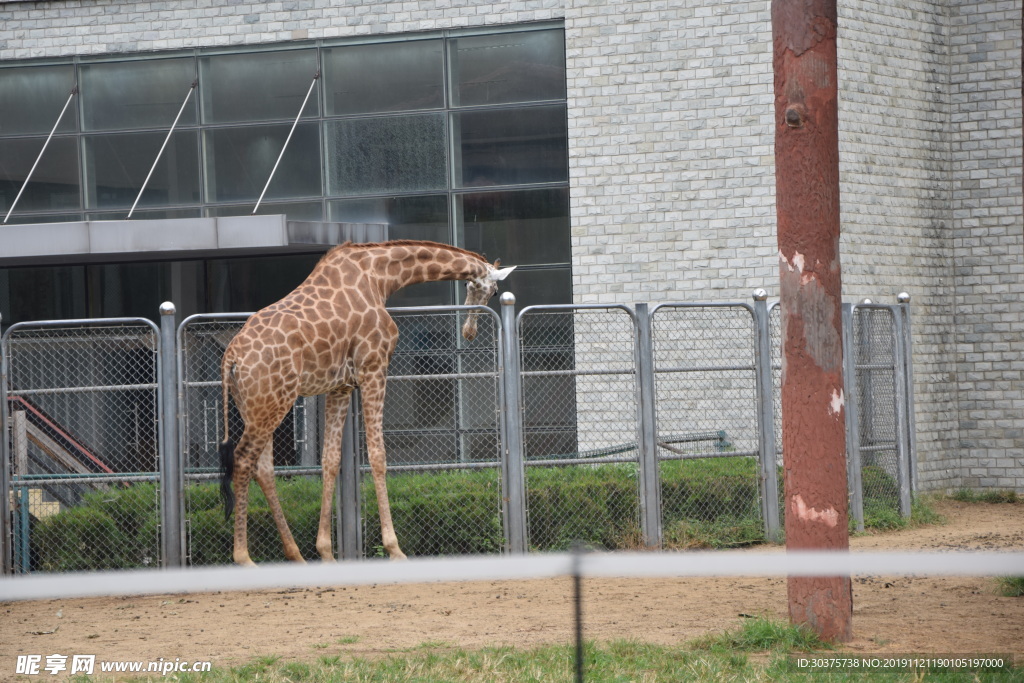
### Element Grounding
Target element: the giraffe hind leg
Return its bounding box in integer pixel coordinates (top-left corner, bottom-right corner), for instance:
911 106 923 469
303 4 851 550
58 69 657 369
230 430 264 567
360 371 406 560
315 389 352 562
254 437 305 563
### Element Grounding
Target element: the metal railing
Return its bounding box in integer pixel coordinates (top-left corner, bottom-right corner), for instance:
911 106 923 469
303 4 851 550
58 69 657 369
1 292 918 572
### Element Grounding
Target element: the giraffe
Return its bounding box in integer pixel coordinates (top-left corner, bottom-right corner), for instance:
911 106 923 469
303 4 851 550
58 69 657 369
218 240 515 565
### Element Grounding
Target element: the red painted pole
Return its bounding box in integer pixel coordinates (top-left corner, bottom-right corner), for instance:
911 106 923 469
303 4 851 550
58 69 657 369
772 0 853 641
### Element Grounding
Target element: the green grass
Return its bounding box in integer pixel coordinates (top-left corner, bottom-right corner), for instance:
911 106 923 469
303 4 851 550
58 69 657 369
997 576 1024 598
68 617 1024 682
951 488 1021 505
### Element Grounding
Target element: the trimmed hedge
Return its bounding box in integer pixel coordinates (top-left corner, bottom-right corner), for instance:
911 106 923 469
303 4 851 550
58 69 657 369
30 458 902 568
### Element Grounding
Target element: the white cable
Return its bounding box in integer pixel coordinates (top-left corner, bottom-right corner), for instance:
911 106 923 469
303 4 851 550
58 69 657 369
2 550 1022 602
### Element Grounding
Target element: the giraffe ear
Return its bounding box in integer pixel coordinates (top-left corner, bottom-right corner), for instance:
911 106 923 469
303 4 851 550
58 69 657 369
489 265 516 281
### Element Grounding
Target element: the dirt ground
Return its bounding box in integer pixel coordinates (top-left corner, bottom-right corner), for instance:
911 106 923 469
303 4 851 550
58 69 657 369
2 499 1022 676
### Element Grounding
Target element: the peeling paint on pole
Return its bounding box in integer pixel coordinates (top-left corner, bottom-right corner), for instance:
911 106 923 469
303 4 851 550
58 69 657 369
772 0 853 641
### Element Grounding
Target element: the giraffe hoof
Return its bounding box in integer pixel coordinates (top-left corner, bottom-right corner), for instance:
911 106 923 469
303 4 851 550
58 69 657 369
235 558 258 568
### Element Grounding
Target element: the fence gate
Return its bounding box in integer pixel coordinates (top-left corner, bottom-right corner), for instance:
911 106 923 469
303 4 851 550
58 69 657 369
1 319 162 573
770 300 915 531
843 303 913 529
516 305 644 551
650 303 772 549
354 306 506 557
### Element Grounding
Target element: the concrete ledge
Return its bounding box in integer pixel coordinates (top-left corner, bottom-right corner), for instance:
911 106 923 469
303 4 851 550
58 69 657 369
0 216 387 266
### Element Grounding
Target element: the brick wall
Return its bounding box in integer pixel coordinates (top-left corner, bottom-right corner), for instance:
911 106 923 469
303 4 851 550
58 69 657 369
949 0 1024 490
565 0 777 304
836 1 961 489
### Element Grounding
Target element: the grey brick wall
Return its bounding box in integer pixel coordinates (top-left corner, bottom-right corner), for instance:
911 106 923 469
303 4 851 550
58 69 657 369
0 0 1021 491
564 0 777 304
949 0 1024 490
836 1 961 489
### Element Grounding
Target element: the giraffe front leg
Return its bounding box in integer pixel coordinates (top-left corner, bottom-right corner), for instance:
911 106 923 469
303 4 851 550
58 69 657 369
360 373 406 561
316 389 351 562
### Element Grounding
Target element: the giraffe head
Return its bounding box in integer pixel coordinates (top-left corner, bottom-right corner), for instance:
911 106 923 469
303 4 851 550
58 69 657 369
462 261 516 341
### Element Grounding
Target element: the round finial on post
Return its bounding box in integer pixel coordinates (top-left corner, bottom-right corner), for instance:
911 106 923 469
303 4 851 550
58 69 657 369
500 292 516 306
752 288 768 302
159 301 176 316
897 292 911 304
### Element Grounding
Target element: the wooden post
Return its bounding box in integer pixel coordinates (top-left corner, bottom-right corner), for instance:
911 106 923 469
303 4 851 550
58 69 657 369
772 0 853 641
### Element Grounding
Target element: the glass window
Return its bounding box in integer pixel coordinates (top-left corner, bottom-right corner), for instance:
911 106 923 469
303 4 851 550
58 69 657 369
0 265 87 326
452 105 567 188
0 137 81 214
329 194 451 306
328 194 448 242
88 207 202 221
207 200 324 221
204 122 321 203
322 40 444 115
80 58 197 131
325 114 446 196
456 187 570 266
85 261 205 320
0 65 78 135
449 30 566 107
206 253 321 312
85 131 200 209
200 49 320 124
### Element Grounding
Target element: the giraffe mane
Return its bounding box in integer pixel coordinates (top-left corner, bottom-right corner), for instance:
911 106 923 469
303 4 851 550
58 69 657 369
324 240 489 263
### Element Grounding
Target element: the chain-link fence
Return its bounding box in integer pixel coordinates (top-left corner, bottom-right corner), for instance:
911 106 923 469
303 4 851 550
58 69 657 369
357 307 505 557
770 302 910 530
844 304 911 527
1 296 918 572
651 304 765 549
518 305 642 551
2 320 162 573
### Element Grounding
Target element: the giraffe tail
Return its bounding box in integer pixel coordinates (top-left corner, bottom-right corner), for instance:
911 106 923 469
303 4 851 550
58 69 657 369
219 350 236 522
220 439 235 522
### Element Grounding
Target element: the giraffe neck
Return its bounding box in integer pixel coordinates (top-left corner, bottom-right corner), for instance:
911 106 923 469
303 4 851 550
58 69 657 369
353 241 490 300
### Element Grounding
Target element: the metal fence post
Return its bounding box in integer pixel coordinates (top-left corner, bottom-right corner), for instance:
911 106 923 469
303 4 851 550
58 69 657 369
891 300 912 518
633 303 662 547
897 293 918 495
499 292 528 554
0 312 11 574
841 303 865 531
337 397 362 560
752 290 782 542
158 302 185 568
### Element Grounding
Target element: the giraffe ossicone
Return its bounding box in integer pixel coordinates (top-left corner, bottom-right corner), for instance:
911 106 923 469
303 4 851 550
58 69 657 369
218 240 514 566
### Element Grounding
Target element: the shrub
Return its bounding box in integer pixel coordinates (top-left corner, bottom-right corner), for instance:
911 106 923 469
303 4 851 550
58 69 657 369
29 456 907 568
34 504 132 571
